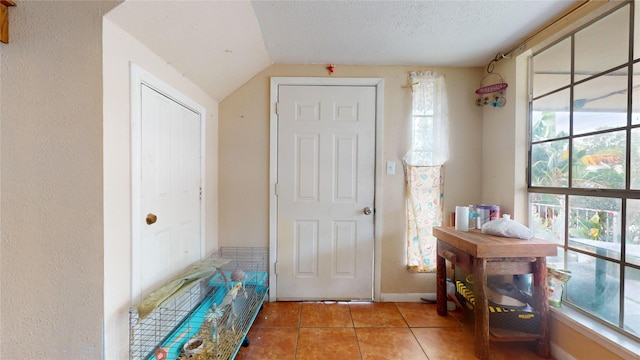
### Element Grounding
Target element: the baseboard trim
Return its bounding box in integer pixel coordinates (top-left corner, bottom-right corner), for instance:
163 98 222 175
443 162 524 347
551 342 577 360
379 293 436 302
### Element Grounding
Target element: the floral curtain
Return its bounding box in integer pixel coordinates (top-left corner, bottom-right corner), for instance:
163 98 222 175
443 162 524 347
404 71 449 272
405 165 444 272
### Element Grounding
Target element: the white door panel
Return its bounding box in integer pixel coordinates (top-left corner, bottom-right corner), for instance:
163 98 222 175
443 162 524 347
138 84 202 299
277 85 375 300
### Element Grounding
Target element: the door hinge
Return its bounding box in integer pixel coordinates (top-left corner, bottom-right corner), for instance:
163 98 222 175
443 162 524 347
274 262 278 275
275 182 279 196
275 102 280 115
199 186 202 200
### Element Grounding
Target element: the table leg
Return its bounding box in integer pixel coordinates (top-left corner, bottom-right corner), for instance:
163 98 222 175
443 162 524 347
533 256 551 358
473 257 489 360
436 240 447 316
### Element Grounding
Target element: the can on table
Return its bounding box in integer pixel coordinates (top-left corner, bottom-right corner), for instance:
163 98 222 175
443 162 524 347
476 204 501 229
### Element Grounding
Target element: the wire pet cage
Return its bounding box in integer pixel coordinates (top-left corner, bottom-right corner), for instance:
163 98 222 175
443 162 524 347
129 247 268 360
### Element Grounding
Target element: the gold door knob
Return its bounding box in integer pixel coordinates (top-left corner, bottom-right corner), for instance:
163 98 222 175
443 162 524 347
146 213 157 225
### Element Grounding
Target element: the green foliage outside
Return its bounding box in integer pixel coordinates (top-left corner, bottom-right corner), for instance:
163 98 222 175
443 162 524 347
530 111 636 243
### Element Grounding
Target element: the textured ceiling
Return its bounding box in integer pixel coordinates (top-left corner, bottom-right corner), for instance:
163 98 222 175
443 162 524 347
106 0 578 101
252 0 576 67
106 1 272 102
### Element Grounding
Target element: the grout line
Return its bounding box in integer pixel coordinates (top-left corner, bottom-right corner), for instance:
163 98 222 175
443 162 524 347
348 302 365 359
347 301 357 328
408 326 432 360
294 302 302 359
394 302 412 328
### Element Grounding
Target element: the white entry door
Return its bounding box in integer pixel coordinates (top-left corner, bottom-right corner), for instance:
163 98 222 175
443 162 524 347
276 85 376 300
135 83 203 300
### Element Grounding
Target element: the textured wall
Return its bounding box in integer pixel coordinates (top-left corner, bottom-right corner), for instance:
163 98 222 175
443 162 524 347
0 1 118 358
0 2 617 359
102 16 219 359
218 64 484 296
480 54 528 222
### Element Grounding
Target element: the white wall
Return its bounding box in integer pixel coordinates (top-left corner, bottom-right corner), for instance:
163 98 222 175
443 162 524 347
219 64 484 297
0 2 118 358
480 56 528 222
102 18 219 359
0 2 621 359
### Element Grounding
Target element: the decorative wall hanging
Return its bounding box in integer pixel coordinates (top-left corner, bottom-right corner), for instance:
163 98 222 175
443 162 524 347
0 0 16 44
475 53 509 108
326 64 335 75
475 72 507 107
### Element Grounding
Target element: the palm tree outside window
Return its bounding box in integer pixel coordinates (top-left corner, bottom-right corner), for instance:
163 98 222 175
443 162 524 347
529 2 640 339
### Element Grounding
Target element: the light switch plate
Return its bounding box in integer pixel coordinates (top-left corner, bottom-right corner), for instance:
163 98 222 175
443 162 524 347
386 161 396 175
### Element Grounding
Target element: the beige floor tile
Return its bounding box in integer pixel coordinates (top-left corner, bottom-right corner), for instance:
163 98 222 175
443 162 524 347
356 327 428 360
252 302 301 327
296 328 361 360
241 301 554 360
349 302 407 328
412 327 476 360
301 302 353 327
235 327 298 360
395 302 463 328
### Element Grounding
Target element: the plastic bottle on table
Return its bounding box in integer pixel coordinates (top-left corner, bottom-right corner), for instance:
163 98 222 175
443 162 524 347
468 205 476 230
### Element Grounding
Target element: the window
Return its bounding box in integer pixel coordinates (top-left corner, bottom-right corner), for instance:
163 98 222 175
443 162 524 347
529 2 640 338
405 71 449 167
404 71 449 272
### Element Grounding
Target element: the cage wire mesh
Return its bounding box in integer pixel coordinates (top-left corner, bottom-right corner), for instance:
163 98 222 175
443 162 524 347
219 247 269 276
129 247 269 360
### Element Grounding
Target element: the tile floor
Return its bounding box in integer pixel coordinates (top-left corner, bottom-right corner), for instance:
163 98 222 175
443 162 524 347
235 301 554 360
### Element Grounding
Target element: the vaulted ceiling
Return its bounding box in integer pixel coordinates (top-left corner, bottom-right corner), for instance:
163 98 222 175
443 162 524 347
106 0 578 102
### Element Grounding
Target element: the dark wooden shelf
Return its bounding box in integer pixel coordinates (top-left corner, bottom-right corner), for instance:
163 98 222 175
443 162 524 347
489 327 542 342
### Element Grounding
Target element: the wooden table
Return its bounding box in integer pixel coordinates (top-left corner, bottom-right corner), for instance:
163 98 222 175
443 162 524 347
433 226 557 359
